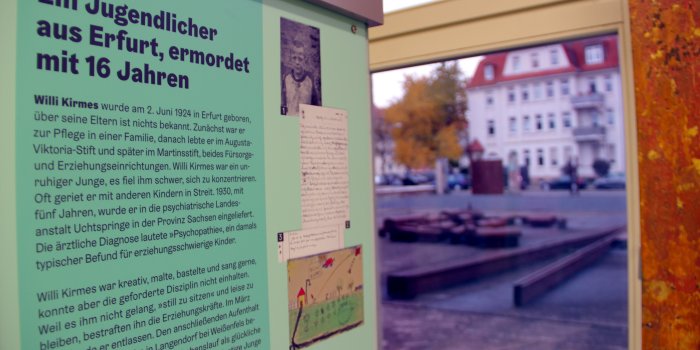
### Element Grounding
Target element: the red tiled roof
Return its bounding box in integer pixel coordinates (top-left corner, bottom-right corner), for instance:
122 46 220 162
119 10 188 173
468 53 507 88
564 34 619 71
467 34 619 89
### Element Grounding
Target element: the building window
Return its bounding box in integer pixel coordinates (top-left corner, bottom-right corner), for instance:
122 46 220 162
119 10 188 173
560 79 570 96
521 85 529 101
524 150 531 166
507 87 515 103
531 52 539 68
585 44 604 65
550 49 559 65
564 146 573 163
487 120 495 136
548 113 556 129
607 108 614 125
533 83 542 99
546 81 554 98
508 150 519 165
509 117 517 133
550 147 558 166
608 145 616 162
512 56 520 72
562 112 572 128
588 77 597 93
605 75 613 92
592 110 600 126
535 114 543 131
486 94 494 105
484 64 495 81
537 149 544 166
523 116 531 132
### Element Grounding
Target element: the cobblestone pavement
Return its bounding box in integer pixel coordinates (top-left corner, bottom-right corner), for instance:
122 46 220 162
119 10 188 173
381 303 627 350
375 189 627 217
376 190 628 349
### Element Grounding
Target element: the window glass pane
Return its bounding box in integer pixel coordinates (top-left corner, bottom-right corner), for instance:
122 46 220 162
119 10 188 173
585 44 604 65
550 49 558 65
561 79 570 95
531 52 539 68
550 147 558 166
371 33 628 350
562 112 572 128
548 113 556 129
485 65 495 80
533 83 542 99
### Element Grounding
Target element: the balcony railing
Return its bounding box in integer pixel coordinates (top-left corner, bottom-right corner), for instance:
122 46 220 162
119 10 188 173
573 125 606 142
570 93 605 109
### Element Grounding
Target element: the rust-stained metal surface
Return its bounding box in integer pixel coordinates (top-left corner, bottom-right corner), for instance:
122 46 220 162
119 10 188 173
629 1 700 348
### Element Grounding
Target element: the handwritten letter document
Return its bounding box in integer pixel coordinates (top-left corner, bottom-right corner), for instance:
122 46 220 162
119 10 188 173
300 104 350 227
278 105 349 261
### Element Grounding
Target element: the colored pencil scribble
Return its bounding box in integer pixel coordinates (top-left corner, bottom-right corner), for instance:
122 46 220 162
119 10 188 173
287 245 364 349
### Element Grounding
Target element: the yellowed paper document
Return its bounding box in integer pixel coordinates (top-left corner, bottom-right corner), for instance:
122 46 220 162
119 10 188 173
299 104 349 228
277 105 350 262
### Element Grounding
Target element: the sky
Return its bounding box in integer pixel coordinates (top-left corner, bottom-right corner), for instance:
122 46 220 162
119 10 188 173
371 58 483 108
372 0 483 108
383 0 435 13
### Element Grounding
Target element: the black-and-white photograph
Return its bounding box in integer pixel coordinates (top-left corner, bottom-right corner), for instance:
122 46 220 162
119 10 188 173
280 17 321 116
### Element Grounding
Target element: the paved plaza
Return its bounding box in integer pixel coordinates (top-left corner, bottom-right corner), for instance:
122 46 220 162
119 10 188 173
376 189 629 349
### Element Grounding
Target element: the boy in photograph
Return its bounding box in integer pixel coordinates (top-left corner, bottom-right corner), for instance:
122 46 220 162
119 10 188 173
282 41 320 116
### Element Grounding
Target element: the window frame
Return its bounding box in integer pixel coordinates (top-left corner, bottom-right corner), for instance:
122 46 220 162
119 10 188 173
584 44 605 65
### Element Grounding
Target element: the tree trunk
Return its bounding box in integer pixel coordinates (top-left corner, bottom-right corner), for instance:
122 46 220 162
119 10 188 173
435 158 447 195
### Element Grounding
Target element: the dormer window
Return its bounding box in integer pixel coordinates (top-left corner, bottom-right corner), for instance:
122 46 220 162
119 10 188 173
484 64 495 81
512 56 520 72
584 44 604 65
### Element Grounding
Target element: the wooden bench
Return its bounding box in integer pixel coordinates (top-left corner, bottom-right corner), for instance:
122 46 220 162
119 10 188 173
448 224 476 244
477 217 511 228
389 223 446 242
379 214 431 237
523 215 558 228
389 220 471 243
386 226 625 299
441 210 484 224
382 211 481 243
473 228 522 248
513 235 616 306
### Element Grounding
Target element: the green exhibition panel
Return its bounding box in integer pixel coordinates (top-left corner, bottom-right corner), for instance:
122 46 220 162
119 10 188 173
1 1 379 349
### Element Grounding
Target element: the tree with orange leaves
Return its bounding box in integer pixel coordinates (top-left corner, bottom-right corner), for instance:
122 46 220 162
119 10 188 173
385 62 467 170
